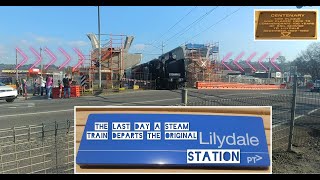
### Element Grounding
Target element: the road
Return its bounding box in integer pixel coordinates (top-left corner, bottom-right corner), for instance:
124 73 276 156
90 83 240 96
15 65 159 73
0 89 318 129
0 90 184 128
187 89 319 123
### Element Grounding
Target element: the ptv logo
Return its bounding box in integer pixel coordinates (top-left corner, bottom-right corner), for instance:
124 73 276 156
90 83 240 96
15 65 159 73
247 155 263 163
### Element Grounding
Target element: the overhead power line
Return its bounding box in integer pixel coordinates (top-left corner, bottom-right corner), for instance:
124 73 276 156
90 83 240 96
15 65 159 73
151 6 198 47
182 7 242 45
141 6 198 53
163 6 219 46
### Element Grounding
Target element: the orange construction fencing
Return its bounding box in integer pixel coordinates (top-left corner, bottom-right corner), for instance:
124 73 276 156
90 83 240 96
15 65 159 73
196 81 282 90
52 85 81 99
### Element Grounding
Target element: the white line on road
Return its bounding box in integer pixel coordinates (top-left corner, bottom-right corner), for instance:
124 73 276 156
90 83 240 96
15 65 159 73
0 97 185 118
294 108 320 120
297 96 319 100
0 109 74 118
79 90 159 99
260 93 281 95
110 98 182 106
205 93 256 97
0 103 35 108
205 92 285 98
272 107 320 128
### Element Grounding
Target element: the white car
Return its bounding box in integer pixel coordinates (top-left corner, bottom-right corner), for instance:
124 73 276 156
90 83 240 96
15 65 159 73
0 82 18 102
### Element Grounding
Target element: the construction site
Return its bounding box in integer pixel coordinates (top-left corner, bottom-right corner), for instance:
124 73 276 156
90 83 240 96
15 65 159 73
1 6 320 175
0 33 292 92
74 34 141 90
74 32 294 92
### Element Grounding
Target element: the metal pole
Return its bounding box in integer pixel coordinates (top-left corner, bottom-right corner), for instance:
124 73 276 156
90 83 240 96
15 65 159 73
98 6 102 89
288 67 297 151
40 47 42 76
268 58 271 84
120 49 123 88
16 49 18 80
55 121 58 173
91 56 94 95
162 41 164 55
181 89 188 106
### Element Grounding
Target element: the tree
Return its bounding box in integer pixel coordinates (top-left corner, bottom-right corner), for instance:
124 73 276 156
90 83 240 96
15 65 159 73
276 56 289 72
292 42 320 81
277 56 286 64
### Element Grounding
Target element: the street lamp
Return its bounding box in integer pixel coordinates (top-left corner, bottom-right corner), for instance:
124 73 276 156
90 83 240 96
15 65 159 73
15 49 18 81
98 6 102 89
40 47 42 76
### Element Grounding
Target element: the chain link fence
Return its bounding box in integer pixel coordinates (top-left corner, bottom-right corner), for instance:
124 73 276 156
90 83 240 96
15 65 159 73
0 120 74 174
180 90 292 151
176 75 320 153
292 90 320 148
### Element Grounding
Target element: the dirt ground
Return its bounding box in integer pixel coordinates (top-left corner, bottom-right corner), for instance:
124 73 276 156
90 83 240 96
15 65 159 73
272 128 320 174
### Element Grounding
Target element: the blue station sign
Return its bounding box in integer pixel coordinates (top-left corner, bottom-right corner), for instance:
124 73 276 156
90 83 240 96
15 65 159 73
76 113 270 168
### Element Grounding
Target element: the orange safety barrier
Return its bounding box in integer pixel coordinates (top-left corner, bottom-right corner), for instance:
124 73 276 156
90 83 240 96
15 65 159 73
196 81 282 90
52 85 81 99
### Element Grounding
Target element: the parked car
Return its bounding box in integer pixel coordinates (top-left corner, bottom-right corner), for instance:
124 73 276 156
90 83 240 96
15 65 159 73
310 80 320 92
0 82 18 102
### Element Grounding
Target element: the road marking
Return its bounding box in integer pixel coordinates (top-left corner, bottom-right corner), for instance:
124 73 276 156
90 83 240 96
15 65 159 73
205 93 257 97
297 96 319 100
204 92 288 98
110 98 183 106
272 108 320 128
0 103 35 108
295 108 320 120
260 93 280 95
272 110 290 116
0 98 185 118
0 109 74 118
80 90 159 99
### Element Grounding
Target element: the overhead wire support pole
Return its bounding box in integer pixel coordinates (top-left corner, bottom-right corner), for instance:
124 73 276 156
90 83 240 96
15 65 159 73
40 47 42 76
98 6 102 89
162 42 164 55
16 48 18 80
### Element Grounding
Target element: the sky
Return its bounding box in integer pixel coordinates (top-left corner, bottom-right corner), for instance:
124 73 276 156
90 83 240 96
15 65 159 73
0 6 319 67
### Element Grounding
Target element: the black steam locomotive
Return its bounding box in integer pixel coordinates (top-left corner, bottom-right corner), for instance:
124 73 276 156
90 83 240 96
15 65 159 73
129 53 187 90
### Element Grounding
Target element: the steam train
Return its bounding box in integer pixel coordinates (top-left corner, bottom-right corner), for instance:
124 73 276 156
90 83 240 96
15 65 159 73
128 53 187 90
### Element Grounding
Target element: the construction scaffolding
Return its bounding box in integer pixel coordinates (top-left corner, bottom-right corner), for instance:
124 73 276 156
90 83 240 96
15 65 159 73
184 42 220 87
74 34 129 90
89 34 126 89
77 33 142 91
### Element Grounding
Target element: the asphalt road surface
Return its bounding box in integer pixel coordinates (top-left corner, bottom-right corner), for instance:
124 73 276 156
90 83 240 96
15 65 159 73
0 89 318 129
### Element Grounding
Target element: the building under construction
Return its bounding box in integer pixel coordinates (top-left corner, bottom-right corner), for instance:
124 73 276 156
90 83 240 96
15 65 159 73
159 42 220 87
79 33 220 89
82 33 142 89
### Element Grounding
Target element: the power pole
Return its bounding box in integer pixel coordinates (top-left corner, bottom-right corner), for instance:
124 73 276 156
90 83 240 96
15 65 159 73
40 47 42 76
161 41 164 55
98 6 102 89
268 57 271 83
15 49 18 80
